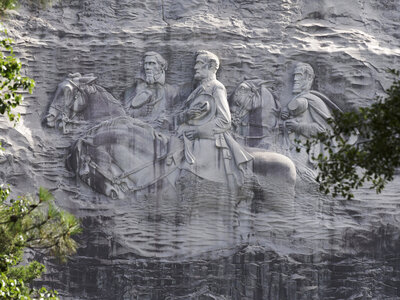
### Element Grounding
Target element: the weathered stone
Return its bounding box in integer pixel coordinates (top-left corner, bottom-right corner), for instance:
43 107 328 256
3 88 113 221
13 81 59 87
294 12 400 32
1 0 400 299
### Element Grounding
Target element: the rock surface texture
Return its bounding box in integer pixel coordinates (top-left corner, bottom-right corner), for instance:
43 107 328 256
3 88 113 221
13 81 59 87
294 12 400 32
1 0 400 299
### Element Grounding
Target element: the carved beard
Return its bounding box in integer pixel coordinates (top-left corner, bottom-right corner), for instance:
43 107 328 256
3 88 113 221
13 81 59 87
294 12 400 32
145 70 162 85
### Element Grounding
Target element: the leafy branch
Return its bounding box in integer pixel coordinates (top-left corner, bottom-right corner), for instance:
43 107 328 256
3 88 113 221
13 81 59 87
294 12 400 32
303 70 400 199
0 19 80 299
0 28 35 122
0 0 53 14
0 186 81 299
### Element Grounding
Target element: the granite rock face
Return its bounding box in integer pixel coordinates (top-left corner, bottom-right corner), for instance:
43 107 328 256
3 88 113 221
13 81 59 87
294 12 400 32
2 0 400 299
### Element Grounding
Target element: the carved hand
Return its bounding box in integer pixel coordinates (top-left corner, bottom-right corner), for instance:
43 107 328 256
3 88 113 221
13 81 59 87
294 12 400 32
284 120 299 133
186 107 204 120
184 129 199 141
154 116 169 128
280 110 290 120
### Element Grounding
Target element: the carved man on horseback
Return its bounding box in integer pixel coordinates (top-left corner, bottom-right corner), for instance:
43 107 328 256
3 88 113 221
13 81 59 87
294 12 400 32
278 62 339 179
124 51 179 130
176 50 253 186
61 51 295 204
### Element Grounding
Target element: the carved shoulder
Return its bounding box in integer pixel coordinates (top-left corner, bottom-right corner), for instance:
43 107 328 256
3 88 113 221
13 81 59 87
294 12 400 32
303 92 333 119
211 80 227 97
287 96 308 116
123 80 142 103
214 80 226 90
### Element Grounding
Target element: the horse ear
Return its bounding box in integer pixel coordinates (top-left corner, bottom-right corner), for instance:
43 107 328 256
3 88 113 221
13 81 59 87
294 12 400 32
68 73 82 78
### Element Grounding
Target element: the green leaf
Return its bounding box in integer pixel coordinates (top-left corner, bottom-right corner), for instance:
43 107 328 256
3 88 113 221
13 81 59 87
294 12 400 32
299 71 400 199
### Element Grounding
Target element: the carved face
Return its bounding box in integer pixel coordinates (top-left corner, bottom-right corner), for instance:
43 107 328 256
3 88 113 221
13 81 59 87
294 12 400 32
293 68 306 94
144 55 162 84
194 55 211 81
293 67 312 94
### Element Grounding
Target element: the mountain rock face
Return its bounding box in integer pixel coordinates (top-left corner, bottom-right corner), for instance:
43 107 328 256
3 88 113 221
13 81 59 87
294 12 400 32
2 0 400 299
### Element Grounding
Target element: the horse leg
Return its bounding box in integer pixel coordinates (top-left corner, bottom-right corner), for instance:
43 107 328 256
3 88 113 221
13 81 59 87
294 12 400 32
67 140 124 199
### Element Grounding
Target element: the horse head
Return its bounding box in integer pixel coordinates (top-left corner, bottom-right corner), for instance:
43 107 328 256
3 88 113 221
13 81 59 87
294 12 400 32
231 80 277 129
45 73 97 130
231 81 258 128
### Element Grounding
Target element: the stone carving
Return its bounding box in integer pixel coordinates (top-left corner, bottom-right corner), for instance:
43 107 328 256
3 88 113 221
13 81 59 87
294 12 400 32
230 80 279 148
45 53 180 134
123 52 179 130
9 1 400 298
277 62 340 178
66 51 296 204
67 116 181 199
43 50 299 258
45 60 342 187
44 73 126 133
176 50 253 186
228 63 349 183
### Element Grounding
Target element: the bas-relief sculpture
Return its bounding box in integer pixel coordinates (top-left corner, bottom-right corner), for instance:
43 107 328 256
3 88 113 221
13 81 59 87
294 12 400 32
230 79 279 149
277 62 340 179
9 0 398 297
176 50 253 186
123 51 179 131
45 51 345 257
45 73 126 133
230 63 338 181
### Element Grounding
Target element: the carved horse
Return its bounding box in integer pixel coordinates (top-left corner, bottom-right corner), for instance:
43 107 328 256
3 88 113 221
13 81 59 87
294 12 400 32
45 75 296 210
230 80 280 148
44 73 126 133
67 116 181 199
67 114 296 212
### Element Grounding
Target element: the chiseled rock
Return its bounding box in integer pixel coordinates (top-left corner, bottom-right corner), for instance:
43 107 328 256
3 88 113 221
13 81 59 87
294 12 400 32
2 0 400 299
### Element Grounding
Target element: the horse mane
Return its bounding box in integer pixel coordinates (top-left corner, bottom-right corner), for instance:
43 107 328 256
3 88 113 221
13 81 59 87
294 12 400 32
79 83 121 106
233 79 275 111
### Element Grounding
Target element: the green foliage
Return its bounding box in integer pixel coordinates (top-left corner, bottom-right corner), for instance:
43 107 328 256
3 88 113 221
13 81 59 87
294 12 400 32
0 0 53 13
0 21 80 299
0 186 81 299
0 29 35 122
1 273 58 299
304 70 400 199
0 0 18 13
0 187 81 261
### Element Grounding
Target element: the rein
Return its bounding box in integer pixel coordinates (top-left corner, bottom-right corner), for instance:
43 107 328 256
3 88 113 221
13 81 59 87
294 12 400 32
116 147 184 192
85 146 184 193
117 148 183 180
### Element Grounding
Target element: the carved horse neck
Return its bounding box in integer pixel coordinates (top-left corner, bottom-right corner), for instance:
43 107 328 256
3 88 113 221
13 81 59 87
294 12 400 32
234 85 278 129
45 79 89 128
46 77 125 133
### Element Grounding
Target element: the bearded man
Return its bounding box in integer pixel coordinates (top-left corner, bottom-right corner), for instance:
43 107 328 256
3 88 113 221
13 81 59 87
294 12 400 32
124 51 179 129
177 50 253 186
